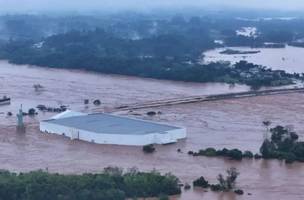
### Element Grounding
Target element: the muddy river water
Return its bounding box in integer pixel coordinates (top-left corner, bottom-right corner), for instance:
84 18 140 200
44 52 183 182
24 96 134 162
203 45 304 73
0 60 304 199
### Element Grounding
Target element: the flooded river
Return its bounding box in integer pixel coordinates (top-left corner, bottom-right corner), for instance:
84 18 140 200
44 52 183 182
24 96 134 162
203 45 304 73
0 60 304 199
0 60 250 125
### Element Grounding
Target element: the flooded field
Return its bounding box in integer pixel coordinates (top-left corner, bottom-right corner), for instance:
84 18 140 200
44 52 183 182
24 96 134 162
203 45 304 73
1 60 304 199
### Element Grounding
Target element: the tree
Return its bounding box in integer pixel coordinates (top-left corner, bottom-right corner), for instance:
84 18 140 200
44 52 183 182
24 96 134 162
243 151 254 158
226 168 239 190
216 167 240 191
0 168 181 199
227 149 243 160
193 176 209 188
260 125 303 162
260 139 275 158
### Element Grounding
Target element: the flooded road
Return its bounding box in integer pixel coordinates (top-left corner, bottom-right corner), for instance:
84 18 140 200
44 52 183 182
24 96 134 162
203 45 304 73
1 60 304 199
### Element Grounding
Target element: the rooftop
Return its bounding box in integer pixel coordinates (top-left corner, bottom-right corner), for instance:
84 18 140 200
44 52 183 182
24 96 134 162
44 113 181 135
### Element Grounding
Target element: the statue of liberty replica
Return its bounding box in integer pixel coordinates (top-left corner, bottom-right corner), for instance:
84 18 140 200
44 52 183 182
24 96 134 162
16 105 25 132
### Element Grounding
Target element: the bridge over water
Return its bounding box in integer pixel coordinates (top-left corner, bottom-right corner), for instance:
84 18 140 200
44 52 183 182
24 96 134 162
108 87 304 112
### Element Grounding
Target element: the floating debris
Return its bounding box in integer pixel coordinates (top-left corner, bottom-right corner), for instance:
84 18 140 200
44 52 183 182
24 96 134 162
33 84 44 91
0 96 10 106
93 99 101 106
36 105 68 113
147 111 157 116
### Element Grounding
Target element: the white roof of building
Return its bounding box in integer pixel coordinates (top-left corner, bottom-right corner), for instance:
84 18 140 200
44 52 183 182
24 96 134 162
44 112 182 135
50 110 86 120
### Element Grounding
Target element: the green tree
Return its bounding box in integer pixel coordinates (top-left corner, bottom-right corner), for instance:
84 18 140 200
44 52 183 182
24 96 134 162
216 167 240 191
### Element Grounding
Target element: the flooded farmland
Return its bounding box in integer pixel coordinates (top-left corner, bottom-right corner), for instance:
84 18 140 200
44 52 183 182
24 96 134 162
1 60 304 199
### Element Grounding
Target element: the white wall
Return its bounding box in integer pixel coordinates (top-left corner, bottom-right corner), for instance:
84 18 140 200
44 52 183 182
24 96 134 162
40 121 186 146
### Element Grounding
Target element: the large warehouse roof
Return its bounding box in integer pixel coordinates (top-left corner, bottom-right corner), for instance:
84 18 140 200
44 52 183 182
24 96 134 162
44 113 182 135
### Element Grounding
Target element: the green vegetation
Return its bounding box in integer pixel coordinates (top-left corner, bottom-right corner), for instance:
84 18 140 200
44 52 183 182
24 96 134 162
0 13 302 89
28 108 36 116
260 125 304 163
189 147 254 161
0 167 181 200
220 49 261 55
243 151 254 158
158 195 170 200
143 144 156 153
2 13 304 48
216 168 239 191
193 176 209 188
190 124 304 164
193 168 243 194
184 183 191 190
0 33 298 88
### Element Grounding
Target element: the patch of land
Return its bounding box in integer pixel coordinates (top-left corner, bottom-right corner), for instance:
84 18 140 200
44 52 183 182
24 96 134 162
220 49 261 55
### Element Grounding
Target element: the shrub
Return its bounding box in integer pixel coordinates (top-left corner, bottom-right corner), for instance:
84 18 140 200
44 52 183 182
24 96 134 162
159 194 169 200
234 189 244 195
284 153 297 164
147 111 157 116
254 154 262 159
199 148 217 157
28 108 36 115
188 151 194 155
190 148 244 160
143 144 155 153
184 183 191 190
227 149 243 160
93 99 101 105
216 148 229 156
243 151 254 158
193 176 209 188
210 184 222 191
291 142 304 158
216 167 240 191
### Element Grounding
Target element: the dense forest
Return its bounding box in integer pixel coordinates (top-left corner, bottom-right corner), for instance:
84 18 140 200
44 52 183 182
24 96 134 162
0 11 304 87
0 167 181 200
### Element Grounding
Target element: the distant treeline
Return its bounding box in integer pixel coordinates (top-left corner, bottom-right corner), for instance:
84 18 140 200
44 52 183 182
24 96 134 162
0 31 300 88
1 13 304 46
0 167 181 200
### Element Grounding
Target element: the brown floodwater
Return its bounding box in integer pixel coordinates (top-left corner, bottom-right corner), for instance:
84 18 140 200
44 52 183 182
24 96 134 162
203 45 304 73
0 60 250 125
1 60 304 199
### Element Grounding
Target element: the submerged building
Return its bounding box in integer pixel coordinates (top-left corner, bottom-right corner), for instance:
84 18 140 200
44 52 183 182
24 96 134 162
40 110 186 146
